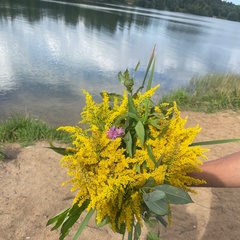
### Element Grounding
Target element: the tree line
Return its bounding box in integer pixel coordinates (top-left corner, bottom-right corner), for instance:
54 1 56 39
101 0 240 22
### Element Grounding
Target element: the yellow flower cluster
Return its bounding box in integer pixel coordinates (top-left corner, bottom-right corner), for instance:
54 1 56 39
80 90 128 131
58 87 207 233
147 102 208 191
133 85 160 117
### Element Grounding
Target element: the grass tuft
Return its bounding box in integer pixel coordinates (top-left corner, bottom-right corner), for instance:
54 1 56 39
0 147 4 160
0 114 71 147
160 73 240 112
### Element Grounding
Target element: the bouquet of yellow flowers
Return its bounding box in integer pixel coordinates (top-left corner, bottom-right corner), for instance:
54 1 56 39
47 49 220 240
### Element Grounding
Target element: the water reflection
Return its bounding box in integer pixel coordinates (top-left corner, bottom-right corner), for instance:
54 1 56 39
0 0 208 32
0 0 240 126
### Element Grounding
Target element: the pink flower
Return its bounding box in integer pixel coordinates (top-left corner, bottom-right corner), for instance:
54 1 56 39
107 126 125 140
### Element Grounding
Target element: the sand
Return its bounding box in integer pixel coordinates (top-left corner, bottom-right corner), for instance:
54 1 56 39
0 111 240 240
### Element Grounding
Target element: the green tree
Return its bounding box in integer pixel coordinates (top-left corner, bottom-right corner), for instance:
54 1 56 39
227 11 238 21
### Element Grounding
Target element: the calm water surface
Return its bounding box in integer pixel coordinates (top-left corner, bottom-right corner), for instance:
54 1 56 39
1 0 240 126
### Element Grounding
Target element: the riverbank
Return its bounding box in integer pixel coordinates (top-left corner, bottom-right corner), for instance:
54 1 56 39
1 110 240 240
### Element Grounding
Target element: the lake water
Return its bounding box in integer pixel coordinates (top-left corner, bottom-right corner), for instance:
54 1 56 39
1 0 240 126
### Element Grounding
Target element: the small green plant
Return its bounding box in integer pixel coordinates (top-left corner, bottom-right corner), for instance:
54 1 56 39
160 73 240 112
0 114 71 146
0 145 4 160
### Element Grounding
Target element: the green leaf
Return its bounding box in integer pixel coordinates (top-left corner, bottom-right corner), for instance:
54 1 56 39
128 223 133 240
135 46 156 95
128 95 138 115
123 131 133 157
118 69 134 94
59 200 90 240
134 61 140 76
156 215 168 228
46 207 70 229
143 177 155 189
125 78 134 94
136 164 141 173
115 222 126 235
144 218 157 228
153 185 193 205
113 113 129 126
72 209 95 240
135 121 145 146
48 141 69 156
143 198 170 216
191 138 240 146
128 112 141 122
149 119 160 130
143 99 150 123
146 145 157 165
97 216 110 227
114 211 126 235
146 58 156 91
59 227 70 240
147 231 159 240
134 222 141 240
144 46 155 84
156 155 163 168
143 190 166 202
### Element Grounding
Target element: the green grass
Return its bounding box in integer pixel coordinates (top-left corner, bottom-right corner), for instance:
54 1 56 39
160 73 240 112
0 146 4 160
0 114 71 147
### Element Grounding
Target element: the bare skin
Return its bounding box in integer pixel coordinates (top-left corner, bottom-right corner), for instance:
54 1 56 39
191 151 240 188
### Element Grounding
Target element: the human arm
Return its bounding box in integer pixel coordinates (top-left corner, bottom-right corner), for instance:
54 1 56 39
190 151 240 188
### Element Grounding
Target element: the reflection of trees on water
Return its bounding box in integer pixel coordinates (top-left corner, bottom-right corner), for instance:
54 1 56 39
0 0 151 34
167 21 203 35
0 0 43 22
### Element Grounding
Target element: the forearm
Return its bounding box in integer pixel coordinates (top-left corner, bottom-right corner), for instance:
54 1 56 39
191 151 240 188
